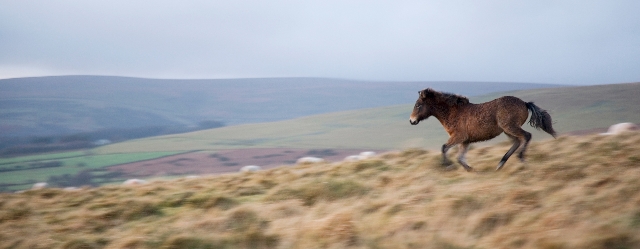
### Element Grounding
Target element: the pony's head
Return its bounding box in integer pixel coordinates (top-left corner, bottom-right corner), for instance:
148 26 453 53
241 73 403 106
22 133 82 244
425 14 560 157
409 88 435 125
409 88 469 125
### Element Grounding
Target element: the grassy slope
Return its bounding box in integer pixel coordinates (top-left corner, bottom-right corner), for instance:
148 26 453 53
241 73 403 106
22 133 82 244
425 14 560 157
95 105 432 153
95 82 640 153
2 132 640 248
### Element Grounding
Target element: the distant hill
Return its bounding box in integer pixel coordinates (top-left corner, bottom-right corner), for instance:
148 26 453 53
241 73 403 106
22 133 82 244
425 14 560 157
0 75 560 138
95 82 640 153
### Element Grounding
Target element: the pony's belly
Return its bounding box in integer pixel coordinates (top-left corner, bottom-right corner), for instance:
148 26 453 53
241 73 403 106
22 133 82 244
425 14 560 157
467 127 503 142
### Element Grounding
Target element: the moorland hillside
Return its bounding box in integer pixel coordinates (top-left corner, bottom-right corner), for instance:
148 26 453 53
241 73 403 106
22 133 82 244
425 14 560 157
95 82 640 153
2 132 639 249
2 82 638 192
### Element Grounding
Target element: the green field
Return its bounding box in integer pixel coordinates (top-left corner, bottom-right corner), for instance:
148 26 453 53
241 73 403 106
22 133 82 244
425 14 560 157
0 151 86 165
0 151 183 191
95 82 640 153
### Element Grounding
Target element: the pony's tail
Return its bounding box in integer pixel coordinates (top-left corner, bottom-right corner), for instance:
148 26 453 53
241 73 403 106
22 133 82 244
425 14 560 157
526 102 557 138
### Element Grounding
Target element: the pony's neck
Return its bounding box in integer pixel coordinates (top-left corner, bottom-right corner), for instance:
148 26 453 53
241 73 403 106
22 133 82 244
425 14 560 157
431 104 457 128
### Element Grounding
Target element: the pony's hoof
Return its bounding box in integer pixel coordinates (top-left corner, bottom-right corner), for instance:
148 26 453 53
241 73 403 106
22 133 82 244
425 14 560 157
441 160 453 167
464 167 474 172
496 162 506 171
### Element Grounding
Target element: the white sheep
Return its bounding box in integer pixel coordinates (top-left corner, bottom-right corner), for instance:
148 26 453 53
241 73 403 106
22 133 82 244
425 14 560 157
63 187 80 191
296 157 325 164
123 179 148 185
32 182 48 190
240 165 262 172
359 151 376 158
344 151 377 161
601 122 639 135
344 155 362 161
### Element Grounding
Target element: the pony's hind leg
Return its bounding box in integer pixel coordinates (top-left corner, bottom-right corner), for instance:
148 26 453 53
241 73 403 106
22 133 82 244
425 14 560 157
457 143 473 172
497 126 531 170
517 131 532 162
496 134 521 171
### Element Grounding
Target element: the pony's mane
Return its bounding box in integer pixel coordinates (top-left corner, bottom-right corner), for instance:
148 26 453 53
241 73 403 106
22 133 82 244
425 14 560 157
429 89 469 106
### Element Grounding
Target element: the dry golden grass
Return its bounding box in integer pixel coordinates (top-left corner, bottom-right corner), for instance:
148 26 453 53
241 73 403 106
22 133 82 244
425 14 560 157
2 132 640 249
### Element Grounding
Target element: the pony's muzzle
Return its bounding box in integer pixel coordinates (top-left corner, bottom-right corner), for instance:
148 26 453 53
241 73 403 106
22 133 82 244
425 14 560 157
409 118 419 125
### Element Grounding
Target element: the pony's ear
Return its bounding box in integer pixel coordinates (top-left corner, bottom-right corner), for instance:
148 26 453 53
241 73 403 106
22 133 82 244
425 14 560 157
420 88 435 99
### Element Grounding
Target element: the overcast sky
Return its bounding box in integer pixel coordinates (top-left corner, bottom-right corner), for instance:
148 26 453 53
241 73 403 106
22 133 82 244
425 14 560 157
1 1 639 84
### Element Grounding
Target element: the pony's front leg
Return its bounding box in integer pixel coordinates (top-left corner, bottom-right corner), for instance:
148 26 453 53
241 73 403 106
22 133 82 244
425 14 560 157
442 135 465 167
441 143 455 166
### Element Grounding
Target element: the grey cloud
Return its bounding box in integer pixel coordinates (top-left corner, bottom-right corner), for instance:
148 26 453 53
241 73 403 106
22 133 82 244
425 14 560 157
0 0 639 84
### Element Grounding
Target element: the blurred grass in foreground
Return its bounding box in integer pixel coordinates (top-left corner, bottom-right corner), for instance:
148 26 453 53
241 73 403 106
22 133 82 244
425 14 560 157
1 132 640 248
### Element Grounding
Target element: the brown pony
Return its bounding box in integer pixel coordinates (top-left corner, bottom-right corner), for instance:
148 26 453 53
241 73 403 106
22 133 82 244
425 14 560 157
409 88 556 171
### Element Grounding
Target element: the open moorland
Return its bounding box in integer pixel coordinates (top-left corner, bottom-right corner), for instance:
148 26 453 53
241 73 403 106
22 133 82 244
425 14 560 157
1 132 640 249
0 76 560 156
96 82 640 153
1 82 639 191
